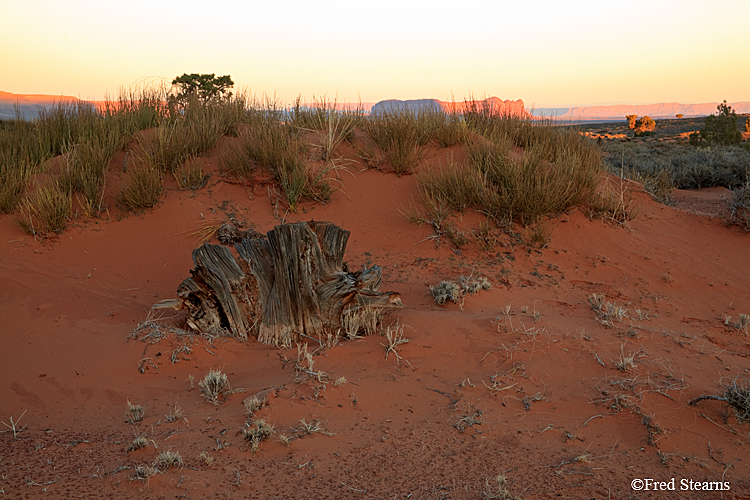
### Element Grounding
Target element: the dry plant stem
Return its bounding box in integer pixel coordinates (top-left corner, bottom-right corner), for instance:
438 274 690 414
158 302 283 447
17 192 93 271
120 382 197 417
2 410 28 440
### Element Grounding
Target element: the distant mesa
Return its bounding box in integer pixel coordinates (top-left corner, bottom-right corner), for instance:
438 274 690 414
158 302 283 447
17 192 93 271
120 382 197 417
371 97 530 118
532 101 750 122
0 91 82 120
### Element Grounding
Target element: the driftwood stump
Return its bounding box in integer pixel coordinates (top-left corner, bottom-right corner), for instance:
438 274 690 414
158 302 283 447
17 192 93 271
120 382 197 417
154 221 402 346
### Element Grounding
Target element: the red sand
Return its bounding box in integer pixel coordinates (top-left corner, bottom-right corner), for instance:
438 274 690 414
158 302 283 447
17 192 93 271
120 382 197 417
1 139 749 499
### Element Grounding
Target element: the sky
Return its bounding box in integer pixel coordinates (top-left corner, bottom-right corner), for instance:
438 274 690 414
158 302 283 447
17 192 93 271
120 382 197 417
2 0 749 108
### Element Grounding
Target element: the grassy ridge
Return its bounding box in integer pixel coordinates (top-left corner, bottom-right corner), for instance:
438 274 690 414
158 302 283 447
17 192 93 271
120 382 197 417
5 88 745 238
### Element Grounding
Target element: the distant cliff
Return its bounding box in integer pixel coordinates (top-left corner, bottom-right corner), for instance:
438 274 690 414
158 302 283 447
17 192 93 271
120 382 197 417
371 97 530 117
0 91 81 120
543 102 750 121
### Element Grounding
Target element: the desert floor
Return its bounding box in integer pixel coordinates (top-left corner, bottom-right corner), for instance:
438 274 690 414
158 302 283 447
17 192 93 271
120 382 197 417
1 137 749 499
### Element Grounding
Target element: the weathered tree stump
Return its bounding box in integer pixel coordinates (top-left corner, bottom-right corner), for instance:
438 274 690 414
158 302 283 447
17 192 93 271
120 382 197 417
154 221 402 346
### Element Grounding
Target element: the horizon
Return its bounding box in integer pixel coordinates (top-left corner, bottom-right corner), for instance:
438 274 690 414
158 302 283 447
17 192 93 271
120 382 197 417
2 1 749 108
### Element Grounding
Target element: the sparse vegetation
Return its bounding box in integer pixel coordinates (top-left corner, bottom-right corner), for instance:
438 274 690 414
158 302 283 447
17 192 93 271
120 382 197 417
1 410 28 440
131 465 158 481
429 275 491 306
127 435 148 452
198 369 231 404
199 451 214 465
601 141 750 191
483 474 521 500
155 450 183 469
689 377 750 425
242 419 275 453
125 400 145 425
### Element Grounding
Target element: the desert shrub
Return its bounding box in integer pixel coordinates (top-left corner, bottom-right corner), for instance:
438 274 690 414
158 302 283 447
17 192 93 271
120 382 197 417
364 109 429 175
693 101 742 146
745 116 750 133
17 181 73 235
729 181 750 232
634 116 656 136
676 113 684 119
626 115 638 130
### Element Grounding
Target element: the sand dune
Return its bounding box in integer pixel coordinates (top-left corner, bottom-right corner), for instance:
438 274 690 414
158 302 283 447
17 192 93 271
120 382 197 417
1 135 749 499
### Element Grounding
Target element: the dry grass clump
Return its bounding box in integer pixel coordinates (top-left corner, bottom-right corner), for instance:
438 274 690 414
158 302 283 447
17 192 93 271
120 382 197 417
295 417 334 437
290 96 362 162
429 276 491 306
126 435 148 452
587 178 639 225
131 465 158 481
242 419 275 453
724 313 749 335
118 161 163 210
198 451 214 465
154 450 183 469
125 400 145 424
219 137 255 179
198 369 231 404
173 158 208 190
382 322 409 361
364 109 429 175
239 117 333 211
17 181 72 235
483 474 521 500
341 304 384 339
588 293 628 327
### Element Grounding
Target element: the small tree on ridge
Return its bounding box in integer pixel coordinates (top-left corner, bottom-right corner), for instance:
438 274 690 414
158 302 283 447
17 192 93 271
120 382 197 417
170 73 234 105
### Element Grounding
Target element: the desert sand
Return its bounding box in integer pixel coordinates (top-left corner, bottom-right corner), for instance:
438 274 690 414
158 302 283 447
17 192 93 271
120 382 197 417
1 135 749 500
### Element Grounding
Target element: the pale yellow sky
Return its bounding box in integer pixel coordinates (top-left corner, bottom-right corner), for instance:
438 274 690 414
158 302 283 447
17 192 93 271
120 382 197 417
2 0 749 108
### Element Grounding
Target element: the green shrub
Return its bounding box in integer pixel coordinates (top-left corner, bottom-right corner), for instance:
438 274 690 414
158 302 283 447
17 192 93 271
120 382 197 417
695 101 742 146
